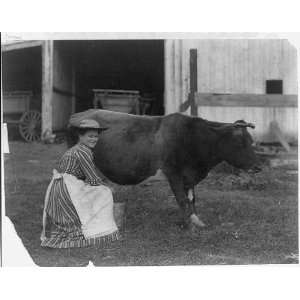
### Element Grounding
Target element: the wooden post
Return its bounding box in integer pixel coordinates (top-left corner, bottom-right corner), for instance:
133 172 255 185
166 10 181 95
164 40 174 114
41 40 54 137
190 49 198 116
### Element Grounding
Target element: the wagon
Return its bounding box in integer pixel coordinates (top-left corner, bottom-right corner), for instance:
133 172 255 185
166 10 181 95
93 89 141 114
92 89 156 115
3 91 41 142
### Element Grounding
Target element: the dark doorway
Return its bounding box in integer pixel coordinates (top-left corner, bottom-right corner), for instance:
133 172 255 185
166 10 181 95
69 40 165 115
2 46 42 140
2 46 42 98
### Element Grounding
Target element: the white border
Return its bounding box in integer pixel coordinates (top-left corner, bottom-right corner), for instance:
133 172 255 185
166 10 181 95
1 1 300 299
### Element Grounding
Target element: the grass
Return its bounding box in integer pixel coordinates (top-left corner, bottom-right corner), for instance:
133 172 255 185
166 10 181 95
4 141 298 266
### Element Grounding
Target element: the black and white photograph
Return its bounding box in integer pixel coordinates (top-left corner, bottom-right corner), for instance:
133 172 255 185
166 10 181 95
1 33 298 269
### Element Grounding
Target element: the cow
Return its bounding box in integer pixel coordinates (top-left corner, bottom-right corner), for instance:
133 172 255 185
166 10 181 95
69 109 259 230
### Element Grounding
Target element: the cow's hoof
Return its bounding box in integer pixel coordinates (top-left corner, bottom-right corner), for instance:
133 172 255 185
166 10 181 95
190 214 206 228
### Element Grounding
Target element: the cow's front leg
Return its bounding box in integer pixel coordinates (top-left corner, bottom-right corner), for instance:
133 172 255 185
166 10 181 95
167 175 203 229
185 187 206 228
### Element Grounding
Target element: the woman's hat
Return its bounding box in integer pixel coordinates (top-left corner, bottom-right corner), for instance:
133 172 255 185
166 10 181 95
78 119 108 130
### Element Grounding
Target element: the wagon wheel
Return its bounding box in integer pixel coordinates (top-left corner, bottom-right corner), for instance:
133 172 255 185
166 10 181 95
19 110 41 142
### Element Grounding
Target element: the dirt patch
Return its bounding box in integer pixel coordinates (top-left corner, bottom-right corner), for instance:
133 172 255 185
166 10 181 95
3 141 298 266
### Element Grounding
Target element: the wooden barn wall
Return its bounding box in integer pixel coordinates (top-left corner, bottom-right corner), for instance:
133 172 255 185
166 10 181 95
164 39 298 143
52 42 75 130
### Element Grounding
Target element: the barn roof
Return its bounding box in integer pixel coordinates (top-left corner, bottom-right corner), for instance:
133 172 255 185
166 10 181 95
1 40 43 52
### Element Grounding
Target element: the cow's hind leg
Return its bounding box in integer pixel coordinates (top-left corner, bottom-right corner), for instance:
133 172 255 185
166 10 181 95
167 174 205 230
186 187 206 228
166 175 193 229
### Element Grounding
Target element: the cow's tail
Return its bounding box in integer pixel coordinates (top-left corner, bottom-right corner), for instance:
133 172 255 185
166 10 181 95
66 126 79 148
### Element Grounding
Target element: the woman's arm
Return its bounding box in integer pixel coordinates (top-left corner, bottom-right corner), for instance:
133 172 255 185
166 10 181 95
76 147 105 186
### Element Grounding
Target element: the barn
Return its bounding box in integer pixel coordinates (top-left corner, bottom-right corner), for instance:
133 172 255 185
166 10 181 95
2 38 298 144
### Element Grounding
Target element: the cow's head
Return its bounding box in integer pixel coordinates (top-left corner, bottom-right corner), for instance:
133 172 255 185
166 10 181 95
216 120 259 171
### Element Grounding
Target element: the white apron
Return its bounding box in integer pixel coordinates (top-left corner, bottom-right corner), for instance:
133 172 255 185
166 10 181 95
41 169 118 241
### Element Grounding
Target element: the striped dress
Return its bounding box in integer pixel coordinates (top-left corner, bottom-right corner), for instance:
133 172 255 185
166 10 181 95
41 143 120 248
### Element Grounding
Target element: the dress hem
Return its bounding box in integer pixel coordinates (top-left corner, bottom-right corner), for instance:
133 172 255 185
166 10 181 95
41 230 120 249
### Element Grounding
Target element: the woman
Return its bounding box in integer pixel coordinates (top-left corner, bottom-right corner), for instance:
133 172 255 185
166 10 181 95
41 119 120 248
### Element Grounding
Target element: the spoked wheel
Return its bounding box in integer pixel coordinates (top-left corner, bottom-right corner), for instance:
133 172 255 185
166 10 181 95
19 110 41 142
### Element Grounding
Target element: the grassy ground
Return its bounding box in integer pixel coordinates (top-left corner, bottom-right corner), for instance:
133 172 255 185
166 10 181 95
4 141 298 266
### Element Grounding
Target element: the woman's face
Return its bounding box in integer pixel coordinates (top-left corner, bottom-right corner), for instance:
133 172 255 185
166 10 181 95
79 130 100 148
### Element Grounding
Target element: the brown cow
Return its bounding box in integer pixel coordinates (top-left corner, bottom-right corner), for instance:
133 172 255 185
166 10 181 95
69 109 258 229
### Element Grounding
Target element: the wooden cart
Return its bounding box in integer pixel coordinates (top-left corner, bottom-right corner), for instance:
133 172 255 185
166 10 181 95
3 91 41 142
93 89 141 114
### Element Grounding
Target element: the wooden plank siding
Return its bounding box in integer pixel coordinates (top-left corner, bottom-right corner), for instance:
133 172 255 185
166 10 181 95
164 39 298 143
194 93 298 143
196 106 298 143
195 94 298 107
185 39 298 95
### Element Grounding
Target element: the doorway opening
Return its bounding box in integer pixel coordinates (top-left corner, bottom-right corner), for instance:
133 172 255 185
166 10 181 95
67 40 165 115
